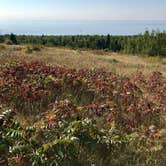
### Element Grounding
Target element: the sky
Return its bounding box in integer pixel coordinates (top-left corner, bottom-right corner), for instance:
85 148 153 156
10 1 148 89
0 0 166 20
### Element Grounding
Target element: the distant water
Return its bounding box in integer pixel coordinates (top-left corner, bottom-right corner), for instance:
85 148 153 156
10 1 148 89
0 20 166 35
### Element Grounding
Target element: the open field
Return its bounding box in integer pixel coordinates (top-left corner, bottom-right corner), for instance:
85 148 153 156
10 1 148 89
0 44 166 76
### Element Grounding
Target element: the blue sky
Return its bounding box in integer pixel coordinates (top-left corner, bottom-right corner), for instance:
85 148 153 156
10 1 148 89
0 0 166 20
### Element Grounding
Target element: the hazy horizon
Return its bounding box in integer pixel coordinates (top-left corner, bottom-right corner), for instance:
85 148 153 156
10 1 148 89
0 20 166 36
0 0 166 35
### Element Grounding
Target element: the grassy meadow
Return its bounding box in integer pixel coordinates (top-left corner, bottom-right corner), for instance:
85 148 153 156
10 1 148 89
0 44 166 76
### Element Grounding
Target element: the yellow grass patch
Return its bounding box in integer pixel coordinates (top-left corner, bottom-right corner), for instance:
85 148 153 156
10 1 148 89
0 45 166 76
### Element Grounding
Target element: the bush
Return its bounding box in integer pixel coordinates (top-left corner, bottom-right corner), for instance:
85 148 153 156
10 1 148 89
25 45 41 54
32 45 41 51
25 46 33 54
9 33 17 45
0 61 165 165
4 39 13 45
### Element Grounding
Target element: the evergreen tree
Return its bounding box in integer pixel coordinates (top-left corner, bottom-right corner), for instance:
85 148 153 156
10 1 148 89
9 33 17 44
106 34 111 49
0 35 4 43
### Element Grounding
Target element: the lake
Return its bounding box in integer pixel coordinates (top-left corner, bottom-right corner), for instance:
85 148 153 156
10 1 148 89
0 20 166 35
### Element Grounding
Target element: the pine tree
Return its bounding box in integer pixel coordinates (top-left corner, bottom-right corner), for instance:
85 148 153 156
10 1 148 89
10 33 17 44
106 34 111 49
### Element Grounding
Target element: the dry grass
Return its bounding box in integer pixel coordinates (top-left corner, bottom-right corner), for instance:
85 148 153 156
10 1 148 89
0 44 166 76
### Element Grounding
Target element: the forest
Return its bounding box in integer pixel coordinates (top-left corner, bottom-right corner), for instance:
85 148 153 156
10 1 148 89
0 31 166 56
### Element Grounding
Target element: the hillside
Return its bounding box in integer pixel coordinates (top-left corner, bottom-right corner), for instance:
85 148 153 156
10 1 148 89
0 44 166 76
0 44 166 166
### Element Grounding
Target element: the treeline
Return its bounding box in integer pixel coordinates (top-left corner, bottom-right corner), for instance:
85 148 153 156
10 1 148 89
0 31 166 56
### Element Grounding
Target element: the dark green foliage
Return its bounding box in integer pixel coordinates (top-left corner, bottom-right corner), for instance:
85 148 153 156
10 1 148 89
9 33 18 44
0 35 4 43
2 31 166 56
106 34 111 49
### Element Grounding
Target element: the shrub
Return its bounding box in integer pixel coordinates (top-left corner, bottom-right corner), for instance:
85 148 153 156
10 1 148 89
25 46 33 54
4 39 13 45
0 61 165 165
25 45 41 54
31 45 41 51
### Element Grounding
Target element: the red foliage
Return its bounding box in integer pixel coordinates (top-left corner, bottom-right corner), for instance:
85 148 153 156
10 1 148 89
0 61 165 130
